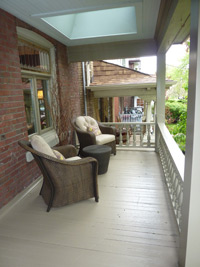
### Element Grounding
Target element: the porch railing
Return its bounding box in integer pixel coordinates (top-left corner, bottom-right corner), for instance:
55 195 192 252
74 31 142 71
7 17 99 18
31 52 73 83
103 122 155 148
157 123 185 232
103 121 185 232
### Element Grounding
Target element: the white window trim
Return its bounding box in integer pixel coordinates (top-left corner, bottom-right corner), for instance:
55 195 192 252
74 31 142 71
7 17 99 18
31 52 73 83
17 27 59 160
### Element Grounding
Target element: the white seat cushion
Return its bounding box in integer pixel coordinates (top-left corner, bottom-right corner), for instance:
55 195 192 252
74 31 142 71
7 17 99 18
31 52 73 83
65 156 81 162
96 134 115 145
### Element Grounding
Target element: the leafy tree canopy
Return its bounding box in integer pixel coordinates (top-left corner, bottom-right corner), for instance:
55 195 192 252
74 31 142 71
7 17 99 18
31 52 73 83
166 40 189 99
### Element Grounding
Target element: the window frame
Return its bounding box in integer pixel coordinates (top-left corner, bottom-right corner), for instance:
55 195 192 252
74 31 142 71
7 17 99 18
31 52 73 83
22 74 53 136
17 27 59 150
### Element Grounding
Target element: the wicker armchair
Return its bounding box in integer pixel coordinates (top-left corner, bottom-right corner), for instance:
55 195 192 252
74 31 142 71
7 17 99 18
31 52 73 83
18 140 99 212
72 116 116 155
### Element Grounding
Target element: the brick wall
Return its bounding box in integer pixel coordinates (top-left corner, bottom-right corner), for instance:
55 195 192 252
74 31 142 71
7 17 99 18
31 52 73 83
137 98 144 107
0 9 83 209
55 42 82 145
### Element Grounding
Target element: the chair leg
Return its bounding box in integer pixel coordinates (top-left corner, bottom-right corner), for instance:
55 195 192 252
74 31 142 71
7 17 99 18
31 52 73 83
46 188 55 212
95 196 99 202
45 185 55 212
39 181 44 195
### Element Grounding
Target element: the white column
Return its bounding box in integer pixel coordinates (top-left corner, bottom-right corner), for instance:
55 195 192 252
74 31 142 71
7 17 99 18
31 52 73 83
146 101 152 122
179 1 200 266
156 53 166 151
143 100 147 121
156 53 166 123
154 101 157 122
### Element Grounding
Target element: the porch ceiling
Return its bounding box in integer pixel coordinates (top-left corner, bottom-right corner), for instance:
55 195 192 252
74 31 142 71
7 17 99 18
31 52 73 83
0 0 190 61
0 0 160 46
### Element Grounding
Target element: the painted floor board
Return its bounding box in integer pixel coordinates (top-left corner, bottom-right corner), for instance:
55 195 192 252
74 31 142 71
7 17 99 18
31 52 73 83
0 151 179 267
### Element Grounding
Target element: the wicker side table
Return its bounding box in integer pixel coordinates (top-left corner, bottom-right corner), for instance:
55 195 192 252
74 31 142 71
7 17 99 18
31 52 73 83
82 145 111 174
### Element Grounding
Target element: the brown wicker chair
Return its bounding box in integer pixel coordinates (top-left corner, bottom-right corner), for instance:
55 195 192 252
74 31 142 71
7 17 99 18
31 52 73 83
72 116 116 156
18 140 99 212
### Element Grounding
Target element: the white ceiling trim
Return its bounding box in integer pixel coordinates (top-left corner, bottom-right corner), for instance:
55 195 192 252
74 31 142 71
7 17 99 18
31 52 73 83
31 0 142 18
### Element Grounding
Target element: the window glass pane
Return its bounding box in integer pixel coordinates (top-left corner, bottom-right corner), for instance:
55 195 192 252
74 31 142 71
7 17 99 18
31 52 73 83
36 79 51 130
22 78 37 135
18 39 50 73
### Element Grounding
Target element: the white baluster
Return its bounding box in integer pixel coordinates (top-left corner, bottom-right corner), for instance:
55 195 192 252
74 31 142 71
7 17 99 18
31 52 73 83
140 125 144 147
126 125 130 146
147 124 151 147
132 125 136 147
119 125 123 146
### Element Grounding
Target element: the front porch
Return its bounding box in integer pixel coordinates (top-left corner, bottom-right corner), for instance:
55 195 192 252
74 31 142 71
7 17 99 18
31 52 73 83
0 150 179 267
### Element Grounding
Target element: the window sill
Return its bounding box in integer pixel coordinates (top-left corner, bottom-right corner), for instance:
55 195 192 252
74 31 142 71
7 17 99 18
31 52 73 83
26 129 59 162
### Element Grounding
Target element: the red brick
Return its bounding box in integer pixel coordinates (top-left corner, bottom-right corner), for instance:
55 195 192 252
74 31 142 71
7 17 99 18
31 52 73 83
0 9 83 210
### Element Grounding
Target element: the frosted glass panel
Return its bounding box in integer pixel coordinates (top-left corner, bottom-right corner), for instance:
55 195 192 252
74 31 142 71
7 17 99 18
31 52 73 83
43 7 137 40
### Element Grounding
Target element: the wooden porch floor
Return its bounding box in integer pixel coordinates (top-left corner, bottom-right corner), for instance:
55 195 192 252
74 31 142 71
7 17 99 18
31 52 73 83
0 151 179 267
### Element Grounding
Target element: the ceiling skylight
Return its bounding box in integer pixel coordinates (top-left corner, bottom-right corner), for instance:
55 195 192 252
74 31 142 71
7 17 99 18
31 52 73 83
42 7 137 40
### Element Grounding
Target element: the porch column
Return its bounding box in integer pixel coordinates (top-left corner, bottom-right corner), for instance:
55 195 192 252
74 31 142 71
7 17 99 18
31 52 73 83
156 53 166 124
154 101 157 122
146 101 152 123
156 53 165 151
143 100 147 120
179 1 200 266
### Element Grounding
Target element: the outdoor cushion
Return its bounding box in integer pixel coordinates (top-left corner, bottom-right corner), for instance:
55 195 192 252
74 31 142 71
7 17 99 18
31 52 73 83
52 149 65 160
76 116 100 133
30 135 56 158
96 134 115 145
65 156 81 161
87 125 102 136
53 149 81 161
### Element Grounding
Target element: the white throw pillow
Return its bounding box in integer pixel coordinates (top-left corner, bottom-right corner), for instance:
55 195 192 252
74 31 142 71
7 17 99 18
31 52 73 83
87 125 102 136
30 135 56 158
53 150 81 162
76 116 100 133
52 149 65 160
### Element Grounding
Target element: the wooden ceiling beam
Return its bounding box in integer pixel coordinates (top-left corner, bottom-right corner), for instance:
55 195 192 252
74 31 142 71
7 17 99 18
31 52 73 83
67 39 157 62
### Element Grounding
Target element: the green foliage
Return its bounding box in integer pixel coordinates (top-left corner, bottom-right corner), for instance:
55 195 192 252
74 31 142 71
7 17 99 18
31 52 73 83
165 41 189 153
165 100 187 123
177 110 187 135
166 41 189 99
166 100 187 153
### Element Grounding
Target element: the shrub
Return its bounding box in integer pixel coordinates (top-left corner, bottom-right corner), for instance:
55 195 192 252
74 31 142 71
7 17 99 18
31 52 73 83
166 103 187 153
165 100 187 123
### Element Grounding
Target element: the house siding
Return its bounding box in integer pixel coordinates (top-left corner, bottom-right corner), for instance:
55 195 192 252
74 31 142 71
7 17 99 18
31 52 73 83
0 9 83 209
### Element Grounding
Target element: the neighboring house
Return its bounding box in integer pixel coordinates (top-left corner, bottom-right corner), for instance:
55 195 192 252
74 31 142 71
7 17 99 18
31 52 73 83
86 60 174 122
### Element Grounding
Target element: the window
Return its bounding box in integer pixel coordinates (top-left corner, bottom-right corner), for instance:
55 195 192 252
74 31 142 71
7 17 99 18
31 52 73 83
22 77 51 135
17 27 56 136
18 39 50 73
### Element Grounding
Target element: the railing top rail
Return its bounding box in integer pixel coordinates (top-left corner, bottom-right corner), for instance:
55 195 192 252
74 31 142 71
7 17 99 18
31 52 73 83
102 122 155 126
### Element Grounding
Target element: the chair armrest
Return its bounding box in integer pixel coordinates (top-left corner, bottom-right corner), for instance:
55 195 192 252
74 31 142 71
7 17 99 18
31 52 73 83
42 156 98 185
98 122 116 135
53 144 77 158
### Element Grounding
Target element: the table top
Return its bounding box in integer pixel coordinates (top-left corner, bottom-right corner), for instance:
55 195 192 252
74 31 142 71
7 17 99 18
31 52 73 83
82 145 111 154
